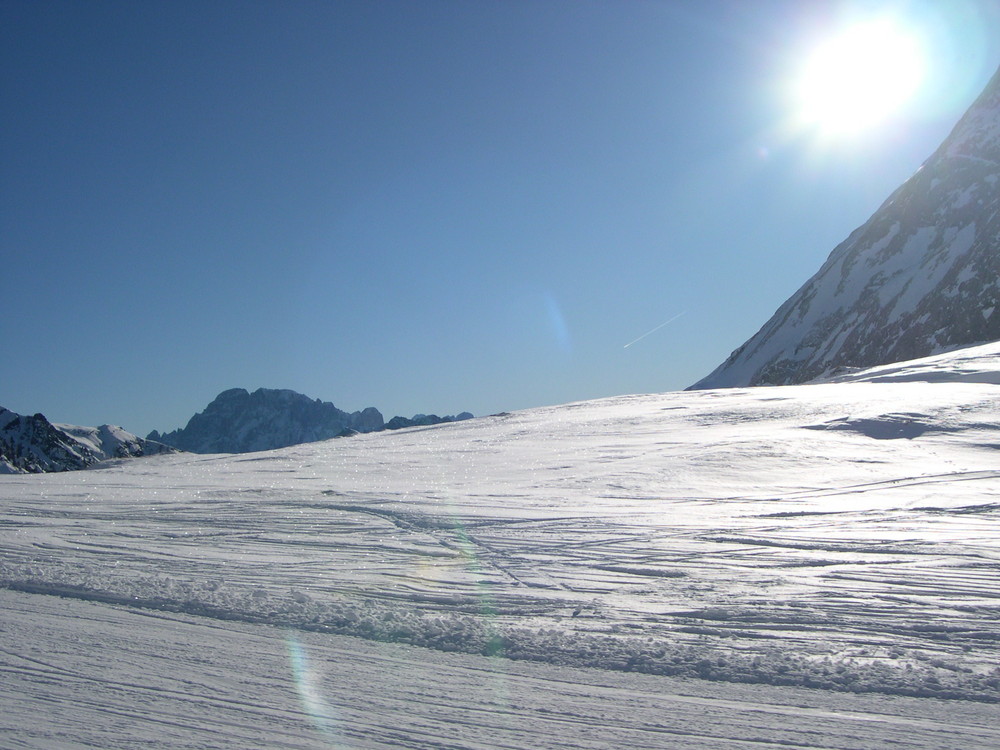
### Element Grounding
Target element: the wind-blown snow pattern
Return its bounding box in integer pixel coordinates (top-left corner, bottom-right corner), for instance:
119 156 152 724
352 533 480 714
2 345 1000 747
691 66 1000 391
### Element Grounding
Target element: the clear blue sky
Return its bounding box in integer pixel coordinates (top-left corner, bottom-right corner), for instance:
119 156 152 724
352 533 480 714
3 0 999 436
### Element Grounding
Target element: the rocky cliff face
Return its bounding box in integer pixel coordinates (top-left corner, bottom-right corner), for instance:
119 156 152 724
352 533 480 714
0 407 175 474
691 66 1000 390
149 388 475 454
149 388 385 454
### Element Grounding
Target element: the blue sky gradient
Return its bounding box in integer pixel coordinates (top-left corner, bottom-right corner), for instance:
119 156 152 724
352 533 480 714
3 0 999 435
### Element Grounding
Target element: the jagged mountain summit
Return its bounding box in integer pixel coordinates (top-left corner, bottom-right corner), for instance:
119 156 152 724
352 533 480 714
691 65 1000 390
149 387 473 454
149 388 383 454
0 407 175 474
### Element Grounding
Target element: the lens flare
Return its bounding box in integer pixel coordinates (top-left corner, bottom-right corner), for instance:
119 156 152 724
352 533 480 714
544 293 573 355
286 634 344 745
790 17 926 137
284 513 513 743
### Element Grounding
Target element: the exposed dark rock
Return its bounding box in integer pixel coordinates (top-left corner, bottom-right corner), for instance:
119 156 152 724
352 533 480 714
150 389 474 453
151 388 385 454
384 412 474 431
0 407 176 474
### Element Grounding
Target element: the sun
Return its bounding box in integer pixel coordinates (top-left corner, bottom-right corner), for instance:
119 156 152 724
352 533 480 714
790 18 925 138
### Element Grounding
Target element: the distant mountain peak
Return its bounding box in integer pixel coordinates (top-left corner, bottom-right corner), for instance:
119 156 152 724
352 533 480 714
691 65 1000 390
149 388 382 454
150 388 473 454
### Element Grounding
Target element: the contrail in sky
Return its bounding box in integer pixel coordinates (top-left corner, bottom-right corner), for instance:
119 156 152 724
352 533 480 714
623 311 686 349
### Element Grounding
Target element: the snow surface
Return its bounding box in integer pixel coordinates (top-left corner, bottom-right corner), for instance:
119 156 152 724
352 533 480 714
2 343 1000 747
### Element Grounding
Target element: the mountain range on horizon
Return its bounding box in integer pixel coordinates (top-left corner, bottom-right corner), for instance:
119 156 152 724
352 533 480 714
691 65 1000 390
6 69 1000 472
147 387 474 455
1 388 476 473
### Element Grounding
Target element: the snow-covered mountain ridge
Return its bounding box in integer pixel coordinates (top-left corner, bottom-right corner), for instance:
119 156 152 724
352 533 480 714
3 343 999 707
149 387 473 454
692 66 1000 390
0 407 175 474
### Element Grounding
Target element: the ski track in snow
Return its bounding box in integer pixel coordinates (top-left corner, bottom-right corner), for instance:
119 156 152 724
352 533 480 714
3 590 1000 750
2 343 1000 746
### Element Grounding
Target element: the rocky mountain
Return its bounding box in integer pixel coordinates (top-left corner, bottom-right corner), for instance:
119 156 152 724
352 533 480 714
0 407 176 474
384 412 475 431
148 388 380 454
690 65 1000 390
149 388 473 454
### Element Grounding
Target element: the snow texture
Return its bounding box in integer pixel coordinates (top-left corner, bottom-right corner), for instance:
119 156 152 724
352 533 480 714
692 66 1000 390
2 344 1000 747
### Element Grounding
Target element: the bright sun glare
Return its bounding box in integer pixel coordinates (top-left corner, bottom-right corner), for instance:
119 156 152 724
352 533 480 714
792 18 925 137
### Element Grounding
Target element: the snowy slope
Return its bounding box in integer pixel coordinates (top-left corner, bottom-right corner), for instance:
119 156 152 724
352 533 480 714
692 66 1000 390
2 345 1000 747
5 590 998 750
823 340 1000 385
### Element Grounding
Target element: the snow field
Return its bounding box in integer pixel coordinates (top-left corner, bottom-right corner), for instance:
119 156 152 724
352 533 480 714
2 345 999 710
